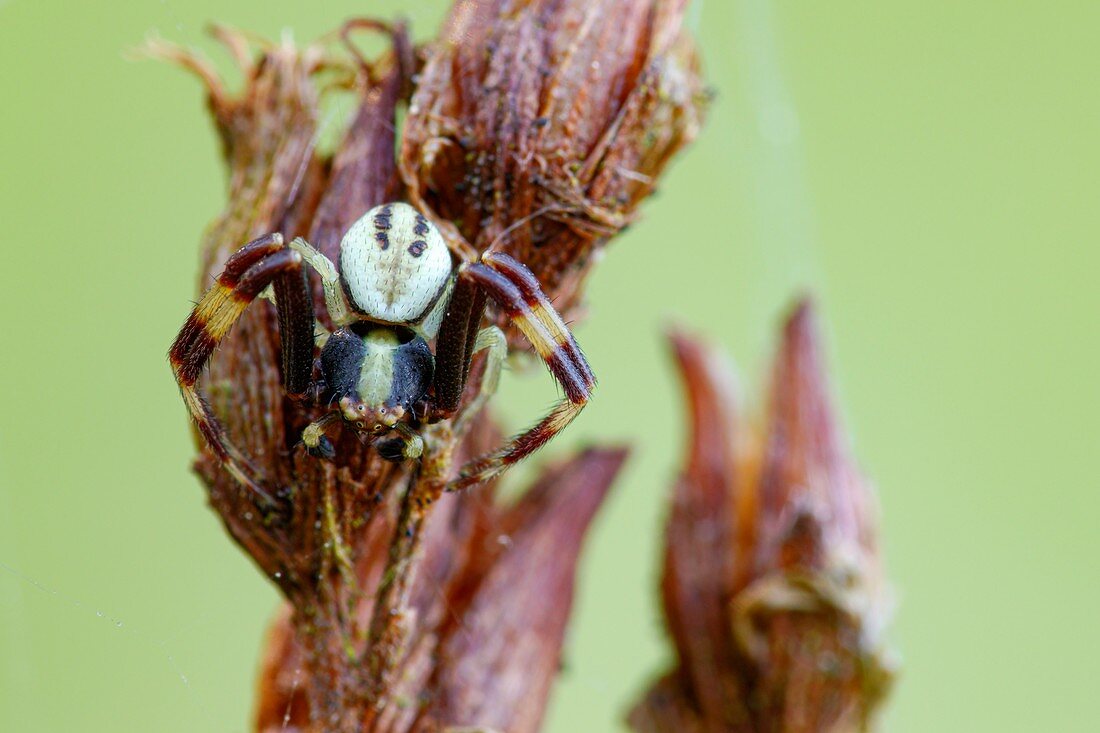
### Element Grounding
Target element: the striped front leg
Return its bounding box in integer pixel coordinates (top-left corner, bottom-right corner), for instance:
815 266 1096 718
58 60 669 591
445 251 595 493
169 233 315 504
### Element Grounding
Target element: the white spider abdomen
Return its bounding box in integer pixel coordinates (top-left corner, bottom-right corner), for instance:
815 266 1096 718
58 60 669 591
339 203 452 324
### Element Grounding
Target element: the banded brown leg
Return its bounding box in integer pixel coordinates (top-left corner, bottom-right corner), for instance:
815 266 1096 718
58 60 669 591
169 233 316 504
445 252 595 492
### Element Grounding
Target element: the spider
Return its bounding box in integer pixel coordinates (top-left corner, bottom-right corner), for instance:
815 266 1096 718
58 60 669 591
169 203 594 502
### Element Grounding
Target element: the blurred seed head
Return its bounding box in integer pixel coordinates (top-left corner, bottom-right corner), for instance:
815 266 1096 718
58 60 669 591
629 300 897 733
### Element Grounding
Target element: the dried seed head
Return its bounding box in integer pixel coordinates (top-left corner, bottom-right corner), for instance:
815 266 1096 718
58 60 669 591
401 0 708 319
150 7 684 729
630 301 897 733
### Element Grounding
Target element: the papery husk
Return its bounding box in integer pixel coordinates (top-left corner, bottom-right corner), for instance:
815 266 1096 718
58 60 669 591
630 301 897 733
401 0 708 327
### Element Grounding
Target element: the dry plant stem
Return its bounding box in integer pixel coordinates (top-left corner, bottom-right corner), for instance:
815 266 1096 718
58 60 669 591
152 1 705 730
363 422 452 702
147 24 422 727
254 443 629 733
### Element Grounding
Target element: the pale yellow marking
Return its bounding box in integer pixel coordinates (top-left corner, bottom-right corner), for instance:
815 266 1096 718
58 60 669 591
530 303 573 348
302 413 339 449
358 330 400 408
510 310 558 361
290 236 355 326
208 301 248 340
453 326 507 433
393 423 424 459
192 284 229 325
192 283 249 340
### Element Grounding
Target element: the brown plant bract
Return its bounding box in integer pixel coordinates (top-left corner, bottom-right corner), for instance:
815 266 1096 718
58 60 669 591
402 0 706 330
255 438 627 733
149 1 703 731
629 302 896 733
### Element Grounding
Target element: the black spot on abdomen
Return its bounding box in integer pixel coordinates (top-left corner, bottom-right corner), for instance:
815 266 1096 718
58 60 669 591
373 204 393 232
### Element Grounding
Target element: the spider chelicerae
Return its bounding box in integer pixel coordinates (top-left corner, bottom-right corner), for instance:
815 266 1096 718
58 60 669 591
169 202 594 503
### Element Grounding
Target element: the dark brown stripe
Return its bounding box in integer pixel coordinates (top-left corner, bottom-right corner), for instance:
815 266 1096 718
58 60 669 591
556 339 596 390
468 262 594 398
575 346 596 387
461 287 488 387
545 348 591 404
170 247 296 388
172 327 217 385
236 249 300 300
506 411 561 459
195 412 229 461
483 251 544 308
483 252 596 385
465 264 525 318
272 263 316 398
219 234 283 287
172 311 208 352
170 311 213 372
373 204 393 231
431 275 483 417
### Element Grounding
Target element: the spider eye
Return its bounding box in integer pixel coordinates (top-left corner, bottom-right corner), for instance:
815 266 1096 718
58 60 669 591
356 421 365 429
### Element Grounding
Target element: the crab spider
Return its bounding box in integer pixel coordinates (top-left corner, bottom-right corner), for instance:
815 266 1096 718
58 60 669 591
169 203 594 501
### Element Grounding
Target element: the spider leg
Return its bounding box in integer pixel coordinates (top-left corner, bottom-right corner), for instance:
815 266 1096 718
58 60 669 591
289 236 355 326
430 274 488 419
480 251 596 386
169 233 316 503
451 325 507 434
272 249 316 398
445 253 594 492
301 411 341 459
398 425 425 458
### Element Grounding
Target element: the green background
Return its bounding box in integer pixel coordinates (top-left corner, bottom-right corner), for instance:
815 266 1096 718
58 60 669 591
2 1 1097 731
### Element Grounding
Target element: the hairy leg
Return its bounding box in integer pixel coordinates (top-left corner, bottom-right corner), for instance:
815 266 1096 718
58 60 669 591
290 236 355 327
446 253 594 492
169 234 315 503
